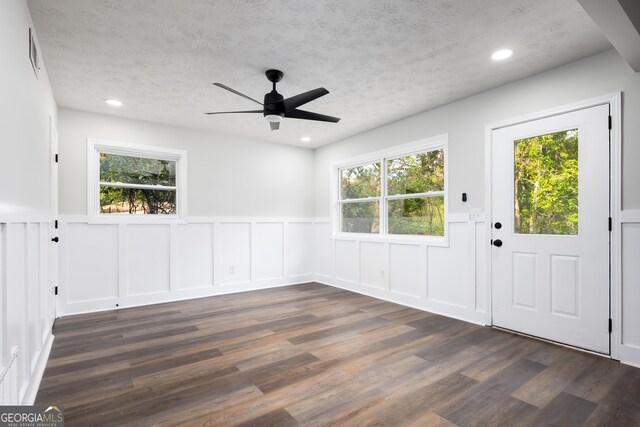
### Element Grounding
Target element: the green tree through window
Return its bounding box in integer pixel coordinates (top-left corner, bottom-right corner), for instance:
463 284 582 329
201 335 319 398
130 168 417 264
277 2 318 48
514 129 579 235
99 153 177 214
338 146 446 236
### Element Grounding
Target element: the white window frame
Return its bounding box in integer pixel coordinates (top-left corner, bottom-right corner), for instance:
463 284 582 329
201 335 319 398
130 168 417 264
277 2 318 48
87 138 188 223
331 134 448 244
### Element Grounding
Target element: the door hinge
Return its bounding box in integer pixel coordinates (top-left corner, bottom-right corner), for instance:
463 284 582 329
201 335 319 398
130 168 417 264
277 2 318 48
608 115 612 130
54 286 58 296
608 217 612 231
55 154 58 163
608 318 613 333
490 239 493 246
54 219 58 229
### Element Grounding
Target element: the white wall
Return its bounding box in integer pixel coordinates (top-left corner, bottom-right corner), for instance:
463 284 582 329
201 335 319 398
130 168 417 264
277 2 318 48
58 108 315 217
314 49 640 215
312 48 640 367
0 0 57 405
55 108 318 315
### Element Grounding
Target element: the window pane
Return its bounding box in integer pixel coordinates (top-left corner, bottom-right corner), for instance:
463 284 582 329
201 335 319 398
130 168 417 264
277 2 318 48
387 149 444 196
388 196 444 236
100 187 176 214
100 153 176 186
341 201 380 233
340 162 381 199
514 129 578 235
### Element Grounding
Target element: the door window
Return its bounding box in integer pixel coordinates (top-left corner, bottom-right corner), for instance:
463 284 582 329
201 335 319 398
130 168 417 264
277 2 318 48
513 129 579 235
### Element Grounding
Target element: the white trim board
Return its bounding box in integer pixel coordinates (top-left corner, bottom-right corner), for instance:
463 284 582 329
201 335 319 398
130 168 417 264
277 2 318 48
329 134 449 246
484 93 626 362
86 138 189 224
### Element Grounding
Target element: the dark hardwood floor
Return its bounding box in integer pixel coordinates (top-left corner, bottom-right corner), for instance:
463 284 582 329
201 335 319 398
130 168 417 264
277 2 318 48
36 283 640 426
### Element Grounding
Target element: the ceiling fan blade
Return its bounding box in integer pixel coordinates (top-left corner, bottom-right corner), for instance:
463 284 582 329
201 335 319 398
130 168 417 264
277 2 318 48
285 109 340 123
282 88 329 112
270 121 280 131
213 83 264 106
204 110 263 115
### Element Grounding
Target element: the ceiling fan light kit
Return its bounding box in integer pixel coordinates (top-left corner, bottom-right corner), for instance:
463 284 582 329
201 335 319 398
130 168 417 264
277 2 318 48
205 69 340 131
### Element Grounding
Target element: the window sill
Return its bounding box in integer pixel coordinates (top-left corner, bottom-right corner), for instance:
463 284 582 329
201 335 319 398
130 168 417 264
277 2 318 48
87 215 188 225
332 232 449 247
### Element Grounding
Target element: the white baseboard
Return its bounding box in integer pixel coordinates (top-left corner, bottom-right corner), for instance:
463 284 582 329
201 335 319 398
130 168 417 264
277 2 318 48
58 278 315 318
314 275 486 326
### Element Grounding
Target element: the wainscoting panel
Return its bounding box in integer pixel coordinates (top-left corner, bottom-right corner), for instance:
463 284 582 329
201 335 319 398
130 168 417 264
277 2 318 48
389 244 425 298
359 242 386 290
177 223 213 290
0 218 54 405
287 222 314 278
66 223 119 303
334 240 358 283
427 223 470 308
314 215 487 325
58 217 317 316
127 225 170 296
253 222 284 282
620 217 640 366
218 222 251 286
314 222 333 278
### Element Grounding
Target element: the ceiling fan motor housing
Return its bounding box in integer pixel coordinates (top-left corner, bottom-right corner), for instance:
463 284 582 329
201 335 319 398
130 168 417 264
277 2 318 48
264 91 284 121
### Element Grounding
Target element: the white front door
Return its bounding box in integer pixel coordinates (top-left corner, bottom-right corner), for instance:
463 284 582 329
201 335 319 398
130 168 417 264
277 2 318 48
491 104 610 354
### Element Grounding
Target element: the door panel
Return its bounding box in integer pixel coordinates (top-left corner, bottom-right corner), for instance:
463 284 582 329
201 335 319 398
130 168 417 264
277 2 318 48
512 252 537 309
492 104 610 354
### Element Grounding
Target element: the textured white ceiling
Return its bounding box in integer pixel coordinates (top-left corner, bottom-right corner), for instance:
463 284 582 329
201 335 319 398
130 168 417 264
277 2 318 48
27 0 610 148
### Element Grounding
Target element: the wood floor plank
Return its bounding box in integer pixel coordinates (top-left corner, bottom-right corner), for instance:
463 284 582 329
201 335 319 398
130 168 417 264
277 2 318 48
234 408 299 427
564 357 629 403
35 282 640 426
526 391 597 426
511 349 595 407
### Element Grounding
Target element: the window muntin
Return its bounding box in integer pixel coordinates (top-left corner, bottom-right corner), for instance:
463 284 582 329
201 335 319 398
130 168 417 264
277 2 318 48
337 144 446 237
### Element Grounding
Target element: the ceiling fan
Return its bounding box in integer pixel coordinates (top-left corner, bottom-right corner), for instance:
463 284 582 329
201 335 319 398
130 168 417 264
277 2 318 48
205 69 340 131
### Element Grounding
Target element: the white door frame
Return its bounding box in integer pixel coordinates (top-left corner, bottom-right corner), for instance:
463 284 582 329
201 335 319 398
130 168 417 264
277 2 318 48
484 93 622 359
49 116 59 320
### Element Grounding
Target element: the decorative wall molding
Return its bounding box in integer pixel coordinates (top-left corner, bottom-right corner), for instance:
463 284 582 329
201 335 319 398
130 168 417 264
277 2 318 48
313 217 488 326
0 220 55 405
58 216 320 316
618 210 640 367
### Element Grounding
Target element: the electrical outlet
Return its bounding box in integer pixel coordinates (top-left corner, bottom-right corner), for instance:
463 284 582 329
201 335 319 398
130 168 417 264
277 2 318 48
229 266 235 275
469 209 482 222
380 270 385 279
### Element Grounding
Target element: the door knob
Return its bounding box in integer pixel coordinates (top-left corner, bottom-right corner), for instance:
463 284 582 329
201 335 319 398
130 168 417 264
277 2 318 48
493 239 503 247
494 222 502 229
51 237 59 242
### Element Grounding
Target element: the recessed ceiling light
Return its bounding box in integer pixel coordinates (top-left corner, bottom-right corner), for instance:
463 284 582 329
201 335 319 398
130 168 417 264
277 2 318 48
105 99 123 107
300 136 311 142
491 48 514 61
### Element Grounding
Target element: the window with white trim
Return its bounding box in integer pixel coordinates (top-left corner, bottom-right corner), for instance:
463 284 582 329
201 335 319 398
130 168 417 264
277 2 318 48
336 139 446 237
87 139 187 220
